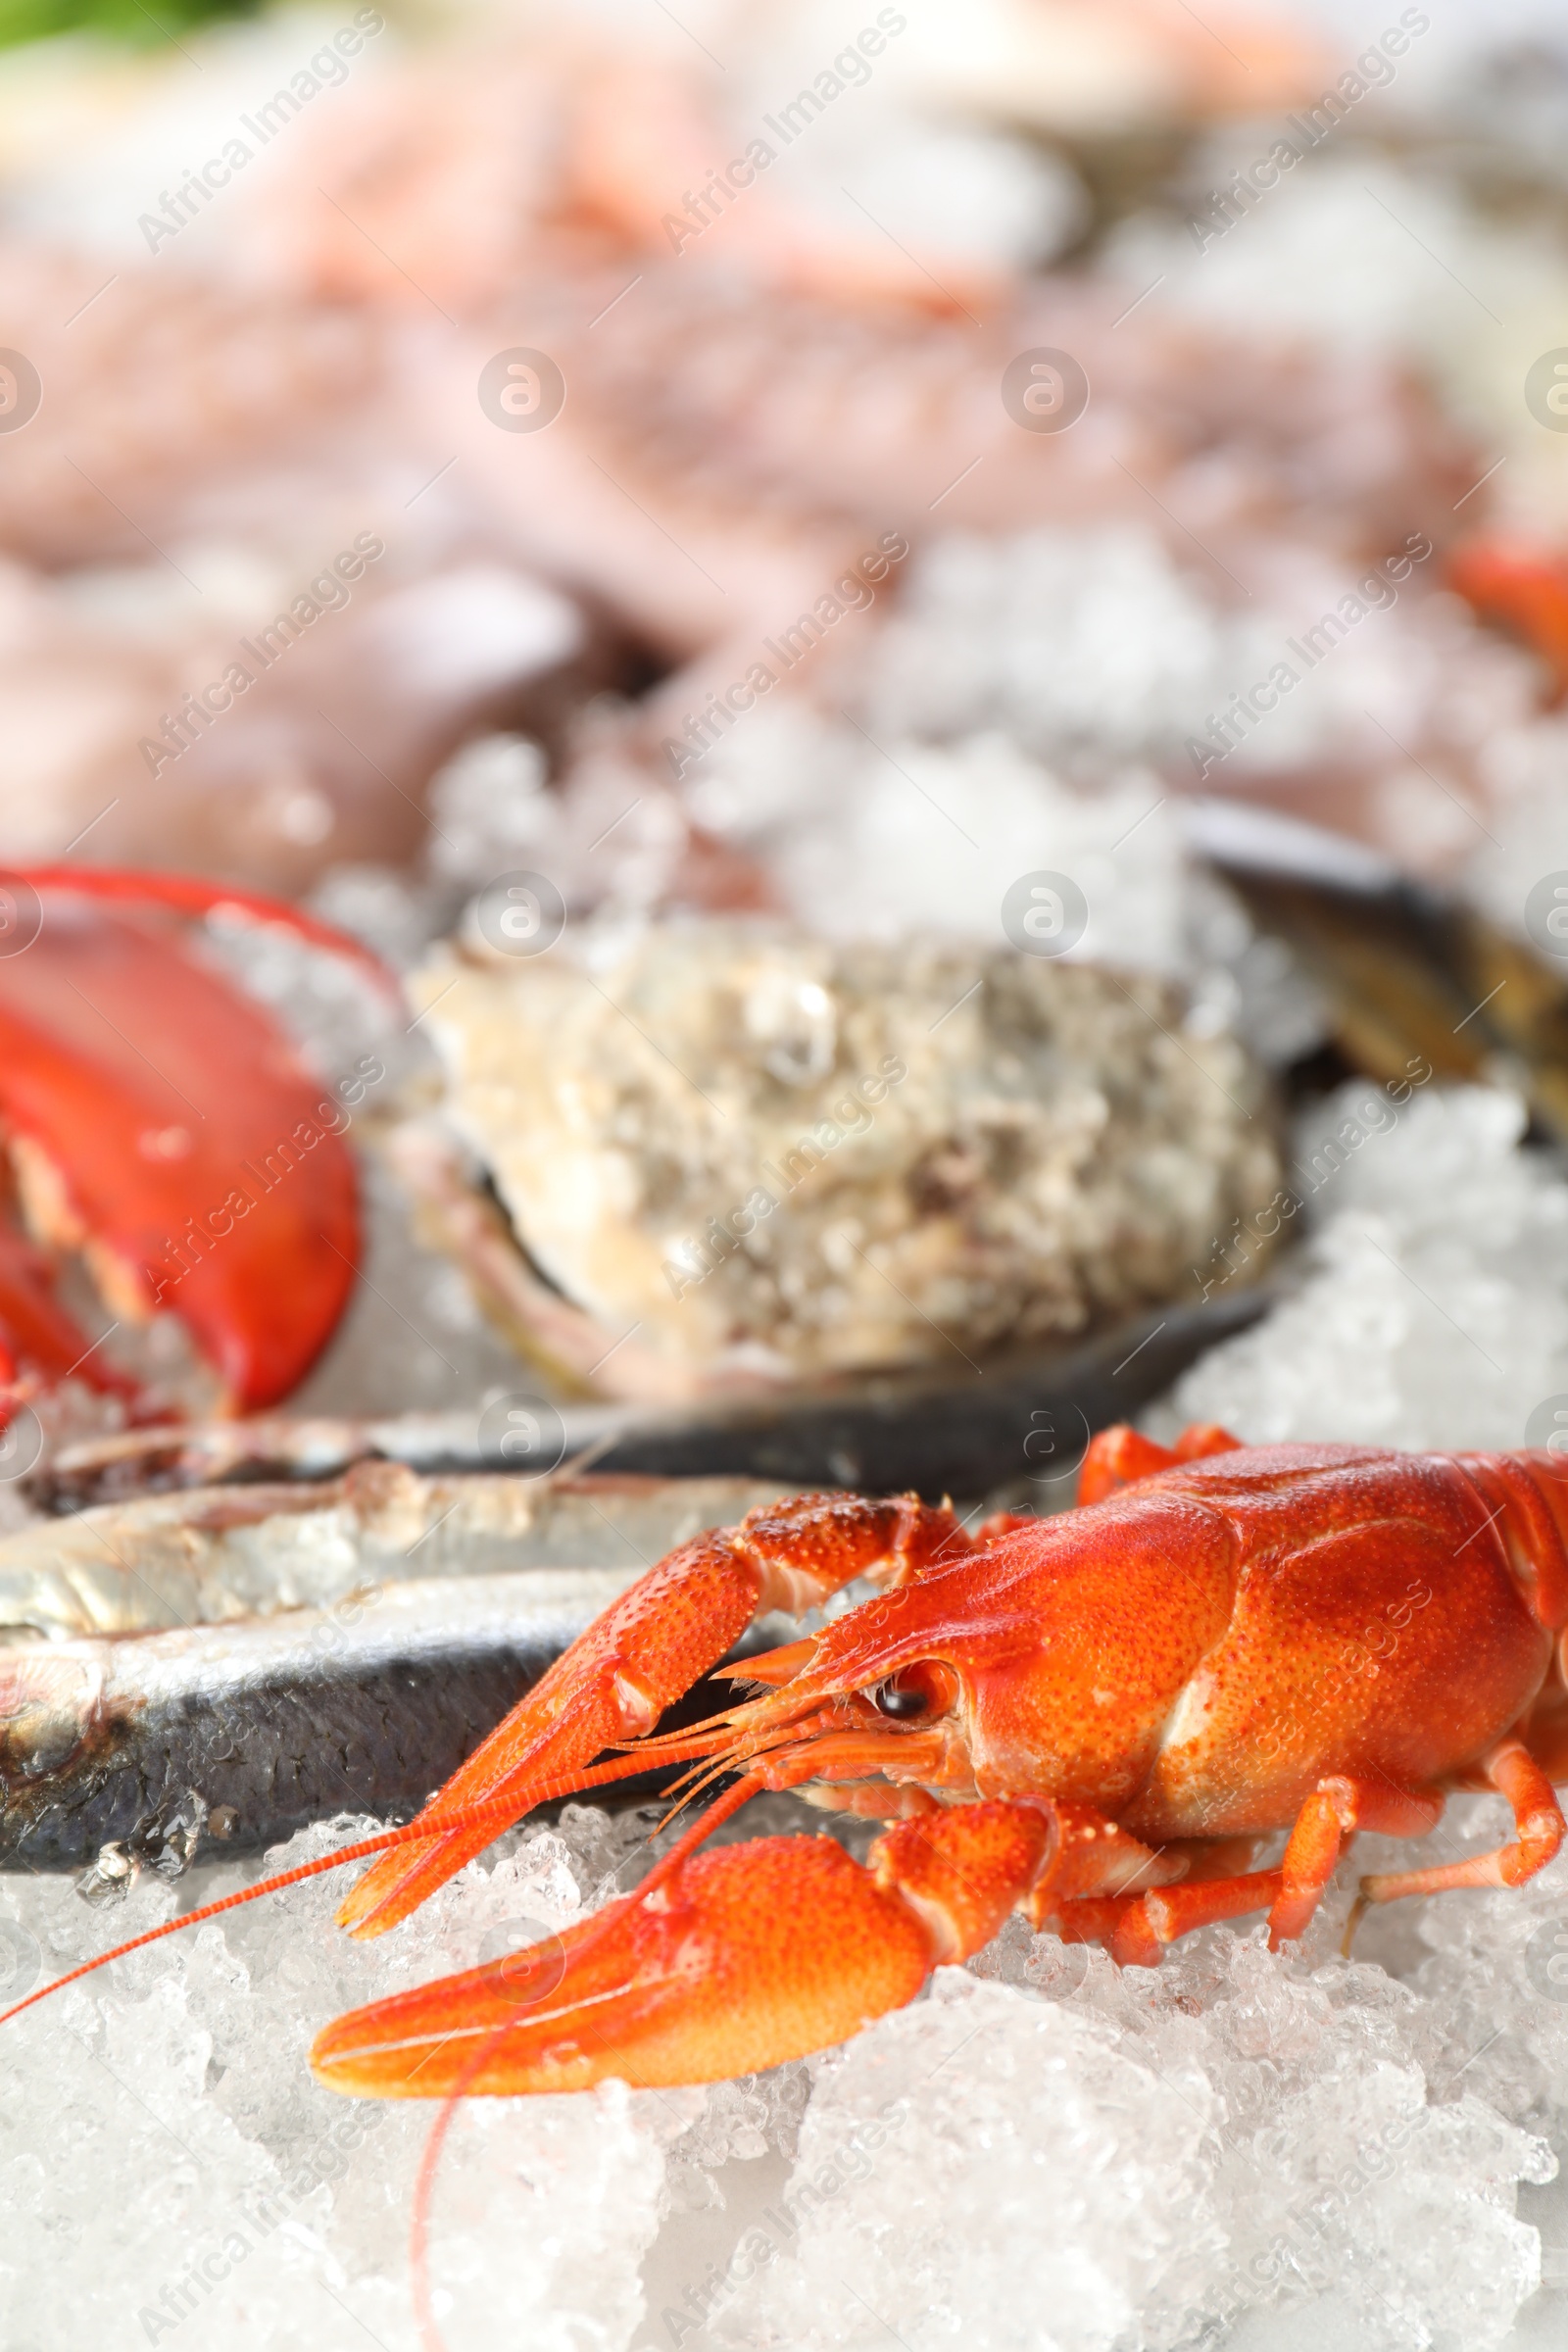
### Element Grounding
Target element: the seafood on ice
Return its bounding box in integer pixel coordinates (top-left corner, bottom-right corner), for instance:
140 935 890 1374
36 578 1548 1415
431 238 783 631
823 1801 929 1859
0 0 1479 894
27 1429 1568 2115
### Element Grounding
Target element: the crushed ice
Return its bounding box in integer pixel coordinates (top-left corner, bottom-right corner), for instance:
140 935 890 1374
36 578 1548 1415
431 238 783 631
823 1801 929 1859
10 1088 1568 2349
7 1612 1568 2350
1157 1081 1568 1452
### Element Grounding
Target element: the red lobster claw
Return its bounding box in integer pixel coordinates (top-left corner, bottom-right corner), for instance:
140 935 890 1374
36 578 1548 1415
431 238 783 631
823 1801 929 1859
0 1186 136 1407
0 866 389 1418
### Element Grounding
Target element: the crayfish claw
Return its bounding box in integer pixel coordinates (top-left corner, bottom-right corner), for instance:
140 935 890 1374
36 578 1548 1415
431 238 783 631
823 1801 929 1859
314 1801 1057 2097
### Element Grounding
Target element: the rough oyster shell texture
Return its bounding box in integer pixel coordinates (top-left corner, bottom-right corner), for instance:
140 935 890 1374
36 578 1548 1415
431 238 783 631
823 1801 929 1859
411 925 1281 1392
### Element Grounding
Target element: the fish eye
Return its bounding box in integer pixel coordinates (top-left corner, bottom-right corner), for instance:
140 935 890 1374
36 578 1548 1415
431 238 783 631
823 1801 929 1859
869 1662 956 1722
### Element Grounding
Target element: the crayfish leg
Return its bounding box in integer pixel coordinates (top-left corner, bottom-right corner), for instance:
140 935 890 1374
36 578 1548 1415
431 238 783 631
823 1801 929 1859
335 1491 977 1938
1028 1802 1188 1914
1267 1777 1445 1946
798 1782 946 1822
1073 1782 1445 1966
1057 1872 1287 1967
314 1800 1057 2096
1356 1739 1564 1911
1077 1423 1242 1505
1034 1807 1265 1964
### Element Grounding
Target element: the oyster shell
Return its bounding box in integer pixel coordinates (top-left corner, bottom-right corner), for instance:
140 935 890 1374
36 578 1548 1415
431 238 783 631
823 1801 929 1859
407 922 1281 1396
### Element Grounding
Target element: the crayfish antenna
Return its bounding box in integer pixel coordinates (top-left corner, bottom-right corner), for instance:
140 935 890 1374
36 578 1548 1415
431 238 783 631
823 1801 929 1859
0 1748 674 2034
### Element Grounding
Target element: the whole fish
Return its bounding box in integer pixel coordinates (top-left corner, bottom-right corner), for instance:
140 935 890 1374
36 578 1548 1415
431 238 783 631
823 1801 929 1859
0 1568 792 1869
0 1466 788 1643
32 1293 1267 1514
0 1464 800 1870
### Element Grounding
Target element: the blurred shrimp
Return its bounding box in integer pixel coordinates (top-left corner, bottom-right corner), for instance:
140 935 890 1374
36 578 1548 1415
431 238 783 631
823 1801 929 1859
239 0 1328 316
885 0 1326 134
563 53 1007 314
239 46 580 311
244 32 1009 316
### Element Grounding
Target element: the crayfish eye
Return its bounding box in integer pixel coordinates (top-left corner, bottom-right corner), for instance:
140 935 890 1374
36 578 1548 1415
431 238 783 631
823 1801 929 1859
869 1662 956 1722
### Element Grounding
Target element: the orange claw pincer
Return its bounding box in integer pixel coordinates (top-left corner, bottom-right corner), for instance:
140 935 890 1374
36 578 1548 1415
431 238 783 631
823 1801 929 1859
313 1802 1057 2097
19 1435 1568 2103
0 865 387 1423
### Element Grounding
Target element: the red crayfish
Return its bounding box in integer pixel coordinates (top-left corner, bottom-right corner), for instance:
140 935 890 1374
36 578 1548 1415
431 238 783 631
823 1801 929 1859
18 1425 1568 2101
